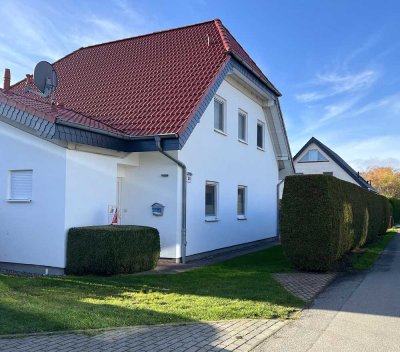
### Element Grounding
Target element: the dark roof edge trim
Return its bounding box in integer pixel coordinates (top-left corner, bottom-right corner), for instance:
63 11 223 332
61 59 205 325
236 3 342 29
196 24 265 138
228 51 281 96
56 119 178 140
0 100 180 152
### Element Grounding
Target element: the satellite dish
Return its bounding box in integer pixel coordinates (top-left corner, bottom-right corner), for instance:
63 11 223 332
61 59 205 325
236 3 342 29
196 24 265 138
33 61 57 95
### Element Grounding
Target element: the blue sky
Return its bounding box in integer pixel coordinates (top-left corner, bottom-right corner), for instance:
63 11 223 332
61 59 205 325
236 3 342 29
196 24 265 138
1 0 399 170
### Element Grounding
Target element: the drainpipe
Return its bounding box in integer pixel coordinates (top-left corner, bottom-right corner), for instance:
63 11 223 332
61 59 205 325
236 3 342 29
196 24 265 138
276 179 285 241
154 136 187 264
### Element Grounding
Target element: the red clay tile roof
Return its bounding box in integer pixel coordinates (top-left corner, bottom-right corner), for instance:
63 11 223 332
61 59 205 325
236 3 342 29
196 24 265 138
10 19 277 137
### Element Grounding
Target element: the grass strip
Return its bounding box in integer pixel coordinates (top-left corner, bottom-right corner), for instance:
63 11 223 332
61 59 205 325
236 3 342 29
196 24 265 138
351 229 397 271
0 245 303 335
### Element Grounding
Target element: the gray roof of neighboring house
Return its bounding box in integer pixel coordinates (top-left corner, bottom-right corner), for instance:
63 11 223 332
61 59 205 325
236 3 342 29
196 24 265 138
294 137 378 193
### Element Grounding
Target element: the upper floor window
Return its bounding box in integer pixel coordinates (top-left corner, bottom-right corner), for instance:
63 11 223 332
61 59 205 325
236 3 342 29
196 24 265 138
238 110 247 143
299 149 328 162
214 97 226 134
9 170 33 201
257 121 265 149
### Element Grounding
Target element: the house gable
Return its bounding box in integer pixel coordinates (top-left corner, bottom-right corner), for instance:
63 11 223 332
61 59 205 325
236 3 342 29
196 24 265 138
294 137 376 191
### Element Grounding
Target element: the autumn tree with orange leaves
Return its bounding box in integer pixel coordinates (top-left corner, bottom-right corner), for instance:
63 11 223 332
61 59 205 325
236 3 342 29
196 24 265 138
361 167 400 198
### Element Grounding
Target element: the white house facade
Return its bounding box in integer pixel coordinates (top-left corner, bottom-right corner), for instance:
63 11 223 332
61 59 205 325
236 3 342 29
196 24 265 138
293 137 376 192
0 19 293 274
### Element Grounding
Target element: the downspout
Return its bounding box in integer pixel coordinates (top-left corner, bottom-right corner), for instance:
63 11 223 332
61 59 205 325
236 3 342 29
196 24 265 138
276 179 285 241
154 136 187 264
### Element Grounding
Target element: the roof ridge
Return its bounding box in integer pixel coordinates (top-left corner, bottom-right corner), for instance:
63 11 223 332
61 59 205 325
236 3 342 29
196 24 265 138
81 19 218 51
213 19 231 52
9 19 219 89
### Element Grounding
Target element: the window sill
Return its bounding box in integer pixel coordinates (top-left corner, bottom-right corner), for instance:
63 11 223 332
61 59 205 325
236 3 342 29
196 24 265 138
237 215 247 220
257 146 265 151
297 160 329 163
214 129 227 136
205 217 219 222
6 199 32 203
238 139 248 145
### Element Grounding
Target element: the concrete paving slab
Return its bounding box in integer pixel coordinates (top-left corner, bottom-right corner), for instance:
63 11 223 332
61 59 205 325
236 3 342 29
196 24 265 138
255 232 400 352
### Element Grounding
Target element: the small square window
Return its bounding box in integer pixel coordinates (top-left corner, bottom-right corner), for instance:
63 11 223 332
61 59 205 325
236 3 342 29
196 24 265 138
9 170 33 201
238 111 247 142
205 181 218 220
214 98 226 133
237 186 247 219
257 121 265 149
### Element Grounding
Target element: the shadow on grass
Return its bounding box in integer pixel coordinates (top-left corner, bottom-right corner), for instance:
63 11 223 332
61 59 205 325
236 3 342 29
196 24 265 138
0 299 194 335
0 304 237 352
0 246 303 335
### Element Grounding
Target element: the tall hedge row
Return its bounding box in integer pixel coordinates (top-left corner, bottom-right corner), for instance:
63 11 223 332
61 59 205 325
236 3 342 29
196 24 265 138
389 198 400 224
66 225 160 275
281 175 391 271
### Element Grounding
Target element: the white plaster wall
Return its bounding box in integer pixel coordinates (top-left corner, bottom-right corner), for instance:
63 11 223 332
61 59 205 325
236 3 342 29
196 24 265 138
64 149 179 259
65 150 121 230
0 121 67 267
294 143 358 185
119 152 180 258
179 79 279 256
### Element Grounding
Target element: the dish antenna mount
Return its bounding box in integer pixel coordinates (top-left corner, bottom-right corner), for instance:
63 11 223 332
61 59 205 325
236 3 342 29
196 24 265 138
24 61 58 104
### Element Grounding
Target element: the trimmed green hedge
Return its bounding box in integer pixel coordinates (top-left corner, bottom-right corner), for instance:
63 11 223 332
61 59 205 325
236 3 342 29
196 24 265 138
281 175 391 272
389 197 400 224
66 225 160 275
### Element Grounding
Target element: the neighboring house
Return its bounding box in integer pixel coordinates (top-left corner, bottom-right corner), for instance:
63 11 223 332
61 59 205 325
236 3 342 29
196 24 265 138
0 19 293 274
294 137 376 192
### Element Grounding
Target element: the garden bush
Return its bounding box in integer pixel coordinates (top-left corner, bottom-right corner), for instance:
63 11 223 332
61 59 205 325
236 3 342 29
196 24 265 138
389 197 400 224
281 175 391 271
66 225 160 275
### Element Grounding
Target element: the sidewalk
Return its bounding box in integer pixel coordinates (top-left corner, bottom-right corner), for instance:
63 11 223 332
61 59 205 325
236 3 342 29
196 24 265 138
255 232 400 352
0 319 287 352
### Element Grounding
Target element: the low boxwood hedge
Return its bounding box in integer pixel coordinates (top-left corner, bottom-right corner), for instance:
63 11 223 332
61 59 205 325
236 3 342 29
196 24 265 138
66 225 160 275
281 175 391 271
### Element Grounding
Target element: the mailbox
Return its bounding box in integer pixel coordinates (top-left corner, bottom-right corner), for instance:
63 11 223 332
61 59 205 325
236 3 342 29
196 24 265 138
151 203 165 216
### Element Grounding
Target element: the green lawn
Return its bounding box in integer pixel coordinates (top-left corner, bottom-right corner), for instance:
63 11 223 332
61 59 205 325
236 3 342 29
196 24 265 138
351 229 398 271
0 245 304 335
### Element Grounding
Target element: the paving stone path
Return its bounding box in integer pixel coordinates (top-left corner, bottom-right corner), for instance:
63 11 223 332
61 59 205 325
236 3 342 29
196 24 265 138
0 319 287 352
273 272 337 301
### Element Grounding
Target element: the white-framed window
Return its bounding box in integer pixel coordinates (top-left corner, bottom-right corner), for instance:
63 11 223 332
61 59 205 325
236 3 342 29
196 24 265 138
237 185 247 219
214 96 226 134
8 170 33 201
238 110 248 143
257 120 265 150
205 181 218 221
299 149 328 162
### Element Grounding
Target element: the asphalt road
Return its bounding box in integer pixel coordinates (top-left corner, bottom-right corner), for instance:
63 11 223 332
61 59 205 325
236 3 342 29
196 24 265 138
255 232 400 352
